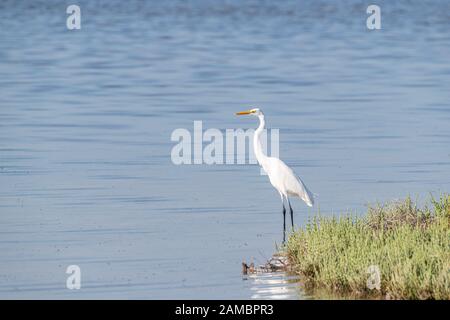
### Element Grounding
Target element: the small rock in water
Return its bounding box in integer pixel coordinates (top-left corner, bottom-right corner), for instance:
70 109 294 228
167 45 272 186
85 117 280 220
242 262 255 275
242 253 289 275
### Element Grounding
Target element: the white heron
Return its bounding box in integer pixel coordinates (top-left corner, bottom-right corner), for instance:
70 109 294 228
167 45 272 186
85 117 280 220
236 108 314 242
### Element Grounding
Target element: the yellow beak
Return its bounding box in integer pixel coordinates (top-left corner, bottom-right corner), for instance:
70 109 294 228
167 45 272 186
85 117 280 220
235 110 253 115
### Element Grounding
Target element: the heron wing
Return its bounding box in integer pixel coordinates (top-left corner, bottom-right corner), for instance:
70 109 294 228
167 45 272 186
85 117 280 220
288 173 314 207
280 161 314 207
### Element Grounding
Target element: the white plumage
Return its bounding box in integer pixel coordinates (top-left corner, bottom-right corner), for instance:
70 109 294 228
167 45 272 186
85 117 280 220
263 157 314 207
236 107 314 241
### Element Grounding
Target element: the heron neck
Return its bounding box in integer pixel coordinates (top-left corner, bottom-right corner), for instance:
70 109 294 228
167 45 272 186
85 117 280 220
254 114 268 165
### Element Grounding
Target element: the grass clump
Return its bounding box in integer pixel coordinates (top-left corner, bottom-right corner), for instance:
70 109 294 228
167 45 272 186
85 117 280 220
286 195 450 299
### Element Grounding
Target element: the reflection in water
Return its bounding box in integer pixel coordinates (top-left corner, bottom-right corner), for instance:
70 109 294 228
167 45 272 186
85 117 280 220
244 272 304 300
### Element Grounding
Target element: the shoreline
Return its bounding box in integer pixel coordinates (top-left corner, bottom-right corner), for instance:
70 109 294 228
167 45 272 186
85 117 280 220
284 195 450 300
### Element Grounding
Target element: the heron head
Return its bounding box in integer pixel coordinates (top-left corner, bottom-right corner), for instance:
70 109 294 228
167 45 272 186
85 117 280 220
235 108 263 117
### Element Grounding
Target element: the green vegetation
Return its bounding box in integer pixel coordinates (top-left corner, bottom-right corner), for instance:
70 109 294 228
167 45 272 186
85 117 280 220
285 195 450 299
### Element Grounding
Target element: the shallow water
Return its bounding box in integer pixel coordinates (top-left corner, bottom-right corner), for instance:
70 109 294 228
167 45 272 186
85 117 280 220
1 0 450 299
244 272 304 300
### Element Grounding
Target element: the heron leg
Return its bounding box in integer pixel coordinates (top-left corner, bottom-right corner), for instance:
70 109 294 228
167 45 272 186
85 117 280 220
288 198 294 230
280 192 286 244
280 194 286 244
282 204 286 244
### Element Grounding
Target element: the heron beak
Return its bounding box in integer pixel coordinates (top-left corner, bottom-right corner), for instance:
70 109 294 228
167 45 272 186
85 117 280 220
235 110 253 115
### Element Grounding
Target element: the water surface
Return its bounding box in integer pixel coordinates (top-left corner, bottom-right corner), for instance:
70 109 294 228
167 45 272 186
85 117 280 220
1 0 450 299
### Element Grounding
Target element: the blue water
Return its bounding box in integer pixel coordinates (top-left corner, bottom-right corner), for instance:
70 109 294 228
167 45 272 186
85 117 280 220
1 0 450 299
